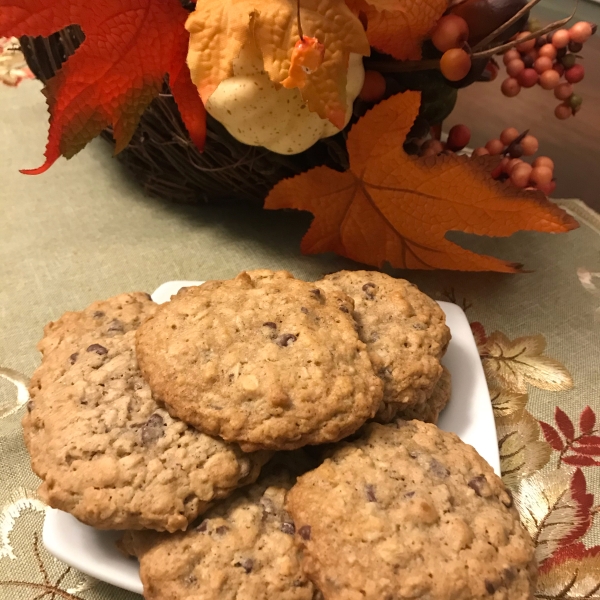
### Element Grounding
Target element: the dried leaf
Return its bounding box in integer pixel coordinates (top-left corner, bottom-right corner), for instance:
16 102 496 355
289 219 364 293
265 92 578 272
489 387 528 418
496 409 551 488
481 331 574 394
537 548 600 599
555 407 575 442
186 0 369 128
515 469 594 565
539 421 565 452
580 406 596 435
0 0 206 173
346 0 447 60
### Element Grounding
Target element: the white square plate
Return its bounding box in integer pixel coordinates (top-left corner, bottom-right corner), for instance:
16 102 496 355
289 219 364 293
43 280 498 595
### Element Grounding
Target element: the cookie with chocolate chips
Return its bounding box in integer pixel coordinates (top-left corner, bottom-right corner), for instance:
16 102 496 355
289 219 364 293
396 366 452 424
286 420 537 600
136 271 383 451
316 271 451 413
121 468 319 600
23 295 269 532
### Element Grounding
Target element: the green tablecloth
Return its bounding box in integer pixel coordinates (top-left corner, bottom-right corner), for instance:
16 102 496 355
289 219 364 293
1 81 599 600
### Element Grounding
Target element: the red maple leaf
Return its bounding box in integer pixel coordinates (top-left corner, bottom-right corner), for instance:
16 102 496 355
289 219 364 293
0 0 206 174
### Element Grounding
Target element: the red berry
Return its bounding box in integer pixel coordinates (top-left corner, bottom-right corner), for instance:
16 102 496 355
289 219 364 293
521 135 539 156
538 44 557 60
554 82 573 100
539 70 560 90
447 124 471 151
500 127 520 145
359 70 386 103
486 139 504 156
534 56 553 74
440 48 472 81
501 77 521 97
555 103 571 119
565 64 585 84
569 21 593 44
517 68 539 88
431 15 470 52
516 32 536 52
551 29 570 49
506 59 525 78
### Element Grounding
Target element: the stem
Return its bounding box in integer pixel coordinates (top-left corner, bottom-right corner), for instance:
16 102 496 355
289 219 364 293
364 2 578 74
297 0 304 41
473 0 545 51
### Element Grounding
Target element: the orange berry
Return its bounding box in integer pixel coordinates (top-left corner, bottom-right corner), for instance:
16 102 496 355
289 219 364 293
440 48 472 81
539 70 560 90
501 77 521 97
551 29 570 49
538 44 557 60
569 21 593 44
533 156 555 170
554 103 571 119
554 82 573 100
503 49 521 65
431 15 470 52
506 59 525 78
486 139 504 156
500 127 520 145
516 32 536 53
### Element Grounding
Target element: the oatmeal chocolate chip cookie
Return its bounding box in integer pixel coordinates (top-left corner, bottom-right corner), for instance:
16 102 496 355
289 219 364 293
29 292 154 397
136 271 383 451
396 367 452 424
121 470 319 600
372 367 452 424
287 420 537 600
24 302 269 532
316 271 451 410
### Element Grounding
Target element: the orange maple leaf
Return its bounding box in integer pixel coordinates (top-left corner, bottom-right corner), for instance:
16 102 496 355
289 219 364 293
346 0 447 60
265 92 578 272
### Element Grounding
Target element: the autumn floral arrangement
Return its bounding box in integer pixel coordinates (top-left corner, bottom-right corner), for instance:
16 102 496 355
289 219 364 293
1 0 595 270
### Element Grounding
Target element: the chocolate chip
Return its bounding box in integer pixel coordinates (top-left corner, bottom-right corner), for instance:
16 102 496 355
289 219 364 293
141 413 164 446
408 450 418 458
429 458 449 478
281 521 295 535
485 579 496 594
260 497 276 518
196 519 209 533
502 567 517 583
277 333 297 347
69 352 79 364
26 401 35 412
309 289 322 298
339 305 349 313
215 525 229 536
365 484 377 502
184 574 197 585
468 475 487 496
300 307 309 314
263 322 277 329
234 558 254 573
362 282 376 299
93 311 105 318
86 344 108 355
298 525 311 540
107 319 124 334
405 491 415 498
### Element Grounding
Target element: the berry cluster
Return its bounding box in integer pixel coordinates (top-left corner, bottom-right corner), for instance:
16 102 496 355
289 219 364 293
501 21 596 119
473 128 555 194
430 14 473 82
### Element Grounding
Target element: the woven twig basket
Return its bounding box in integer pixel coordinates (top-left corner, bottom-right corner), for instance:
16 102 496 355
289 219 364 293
20 27 351 204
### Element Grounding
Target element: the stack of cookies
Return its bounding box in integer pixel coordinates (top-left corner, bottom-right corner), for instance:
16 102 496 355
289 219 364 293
24 269 537 600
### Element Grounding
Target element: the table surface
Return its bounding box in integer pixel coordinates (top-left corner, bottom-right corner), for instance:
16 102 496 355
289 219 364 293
1 81 599 600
